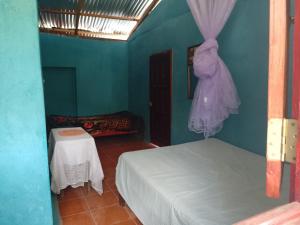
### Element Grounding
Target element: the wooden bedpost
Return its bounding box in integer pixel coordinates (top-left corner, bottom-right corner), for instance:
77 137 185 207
266 0 289 198
118 193 126 207
290 0 300 202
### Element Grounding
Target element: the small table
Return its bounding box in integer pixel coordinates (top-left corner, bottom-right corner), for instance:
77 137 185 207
49 127 104 195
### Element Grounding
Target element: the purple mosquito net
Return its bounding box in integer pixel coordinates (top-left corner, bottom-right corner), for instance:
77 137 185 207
187 0 240 138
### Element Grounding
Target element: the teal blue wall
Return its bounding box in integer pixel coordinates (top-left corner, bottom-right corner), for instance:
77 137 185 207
128 0 270 155
216 0 269 155
0 1 53 225
40 33 128 116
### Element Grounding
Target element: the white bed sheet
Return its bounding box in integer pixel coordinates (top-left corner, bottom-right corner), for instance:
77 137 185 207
116 138 289 225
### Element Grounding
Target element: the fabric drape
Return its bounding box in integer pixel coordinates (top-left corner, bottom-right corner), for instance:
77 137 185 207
187 0 240 138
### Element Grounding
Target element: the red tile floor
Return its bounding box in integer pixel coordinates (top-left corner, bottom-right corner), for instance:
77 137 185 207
58 136 156 225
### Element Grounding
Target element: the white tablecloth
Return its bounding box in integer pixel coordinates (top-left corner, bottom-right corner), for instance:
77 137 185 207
49 127 104 194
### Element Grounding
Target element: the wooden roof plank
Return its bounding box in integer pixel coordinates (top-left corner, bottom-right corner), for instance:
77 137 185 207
40 8 139 21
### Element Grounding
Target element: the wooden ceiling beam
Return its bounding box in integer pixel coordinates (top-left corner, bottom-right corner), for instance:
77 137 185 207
75 0 85 35
39 27 128 41
39 8 139 21
40 27 75 35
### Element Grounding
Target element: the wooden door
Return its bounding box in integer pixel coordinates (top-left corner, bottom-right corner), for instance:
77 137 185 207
43 67 77 116
149 50 172 146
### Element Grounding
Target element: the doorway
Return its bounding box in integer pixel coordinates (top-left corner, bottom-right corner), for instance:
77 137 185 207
42 67 77 116
149 50 172 147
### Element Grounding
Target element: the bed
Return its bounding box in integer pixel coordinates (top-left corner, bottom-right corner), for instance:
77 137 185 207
116 138 290 225
46 111 144 138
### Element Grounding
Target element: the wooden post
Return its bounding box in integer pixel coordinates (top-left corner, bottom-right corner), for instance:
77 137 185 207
266 0 289 198
290 0 300 202
118 193 126 207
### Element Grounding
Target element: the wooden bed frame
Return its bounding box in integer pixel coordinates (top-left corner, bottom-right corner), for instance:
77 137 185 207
118 193 126 207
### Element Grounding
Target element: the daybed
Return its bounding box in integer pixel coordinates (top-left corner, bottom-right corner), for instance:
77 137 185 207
46 111 144 138
116 138 289 225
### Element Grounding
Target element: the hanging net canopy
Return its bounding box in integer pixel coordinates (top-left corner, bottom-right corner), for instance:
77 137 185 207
187 0 240 138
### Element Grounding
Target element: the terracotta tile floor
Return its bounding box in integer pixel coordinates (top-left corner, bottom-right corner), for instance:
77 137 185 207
58 136 156 225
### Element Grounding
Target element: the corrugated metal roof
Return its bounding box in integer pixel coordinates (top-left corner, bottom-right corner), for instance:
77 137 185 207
38 0 161 41
82 0 152 19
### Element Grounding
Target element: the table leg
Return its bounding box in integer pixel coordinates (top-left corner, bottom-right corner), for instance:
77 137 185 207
59 190 64 199
87 181 91 193
119 193 126 207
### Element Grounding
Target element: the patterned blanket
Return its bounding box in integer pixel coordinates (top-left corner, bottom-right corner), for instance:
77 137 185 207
47 111 144 138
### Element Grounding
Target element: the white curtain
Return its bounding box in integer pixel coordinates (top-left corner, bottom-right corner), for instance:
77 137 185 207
187 0 240 138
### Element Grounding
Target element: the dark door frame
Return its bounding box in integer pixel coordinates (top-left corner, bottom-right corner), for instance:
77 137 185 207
149 49 172 146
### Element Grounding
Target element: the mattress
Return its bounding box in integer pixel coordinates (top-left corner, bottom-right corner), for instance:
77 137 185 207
116 138 289 225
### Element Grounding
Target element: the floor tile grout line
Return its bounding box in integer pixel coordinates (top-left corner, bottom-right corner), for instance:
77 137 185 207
89 210 98 225
82 194 98 225
102 155 140 225
86 201 119 211
90 202 119 211
100 158 136 224
101 144 144 225
60 209 90 218
58 189 129 221
60 208 90 219
58 184 90 219
87 202 136 224
57 194 85 203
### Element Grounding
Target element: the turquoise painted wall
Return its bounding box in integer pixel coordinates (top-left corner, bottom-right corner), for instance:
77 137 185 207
128 0 270 155
216 0 269 155
0 1 53 225
40 33 128 116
